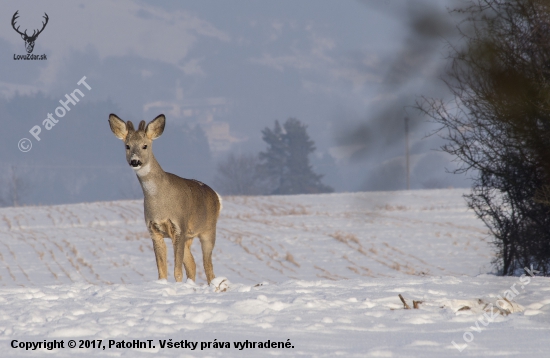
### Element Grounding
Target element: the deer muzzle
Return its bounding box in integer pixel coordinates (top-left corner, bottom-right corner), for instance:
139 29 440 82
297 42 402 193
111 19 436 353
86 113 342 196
130 159 142 168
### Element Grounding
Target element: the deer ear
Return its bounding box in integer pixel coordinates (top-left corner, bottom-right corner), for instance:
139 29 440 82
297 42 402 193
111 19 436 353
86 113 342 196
146 114 165 140
108 114 128 140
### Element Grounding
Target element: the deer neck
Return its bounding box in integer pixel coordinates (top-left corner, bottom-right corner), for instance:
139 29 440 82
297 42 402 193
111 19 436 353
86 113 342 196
135 155 165 196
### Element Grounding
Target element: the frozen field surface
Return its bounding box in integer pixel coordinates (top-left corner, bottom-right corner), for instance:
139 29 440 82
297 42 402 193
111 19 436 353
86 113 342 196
0 189 548 356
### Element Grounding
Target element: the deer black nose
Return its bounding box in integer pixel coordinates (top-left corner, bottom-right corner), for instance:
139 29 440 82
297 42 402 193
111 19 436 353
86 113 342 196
130 160 142 167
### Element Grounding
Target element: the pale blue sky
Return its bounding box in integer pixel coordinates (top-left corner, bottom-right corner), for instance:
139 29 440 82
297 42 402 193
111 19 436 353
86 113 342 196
0 0 466 204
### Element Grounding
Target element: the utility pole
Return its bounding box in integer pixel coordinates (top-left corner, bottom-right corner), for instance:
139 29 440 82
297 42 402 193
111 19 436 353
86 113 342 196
405 117 410 190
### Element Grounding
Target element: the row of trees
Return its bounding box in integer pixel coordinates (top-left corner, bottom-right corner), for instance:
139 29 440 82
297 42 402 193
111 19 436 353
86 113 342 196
215 118 333 196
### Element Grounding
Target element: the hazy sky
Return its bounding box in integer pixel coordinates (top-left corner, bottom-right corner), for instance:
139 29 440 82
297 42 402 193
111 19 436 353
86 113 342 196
0 0 467 204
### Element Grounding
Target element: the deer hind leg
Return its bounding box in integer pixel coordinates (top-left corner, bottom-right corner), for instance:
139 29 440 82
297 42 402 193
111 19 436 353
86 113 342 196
180 237 196 282
150 231 168 280
198 230 216 284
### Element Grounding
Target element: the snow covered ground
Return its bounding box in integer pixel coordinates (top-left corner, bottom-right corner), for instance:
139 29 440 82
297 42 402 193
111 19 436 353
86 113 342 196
0 189 548 357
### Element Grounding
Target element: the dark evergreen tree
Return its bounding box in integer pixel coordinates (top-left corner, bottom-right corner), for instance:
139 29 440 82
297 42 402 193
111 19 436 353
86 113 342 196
258 120 286 193
259 118 333 195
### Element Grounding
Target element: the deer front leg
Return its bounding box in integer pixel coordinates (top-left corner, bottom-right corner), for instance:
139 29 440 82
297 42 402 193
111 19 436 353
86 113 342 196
151 234 168 280
173 235 186 282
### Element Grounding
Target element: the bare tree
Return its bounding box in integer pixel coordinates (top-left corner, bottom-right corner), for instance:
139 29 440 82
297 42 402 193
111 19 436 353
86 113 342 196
1 165 30 207
420 0 550 275
214 153 266 195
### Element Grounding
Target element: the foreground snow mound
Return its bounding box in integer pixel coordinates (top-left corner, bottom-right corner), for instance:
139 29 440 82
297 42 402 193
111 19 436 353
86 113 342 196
210 276 230 292
444 297 524 316
1 276 549 357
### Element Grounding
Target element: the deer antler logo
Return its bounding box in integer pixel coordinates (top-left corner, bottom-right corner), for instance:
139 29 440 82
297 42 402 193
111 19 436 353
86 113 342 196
12 11 49 54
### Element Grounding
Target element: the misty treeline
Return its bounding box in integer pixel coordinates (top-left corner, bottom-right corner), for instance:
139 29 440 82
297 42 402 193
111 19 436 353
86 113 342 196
0 91 332 205
214 118 333 196
420 0 550 275
0 93 214 206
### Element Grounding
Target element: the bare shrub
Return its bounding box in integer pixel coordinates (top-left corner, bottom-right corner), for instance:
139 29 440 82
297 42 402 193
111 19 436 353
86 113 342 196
214 153 267 195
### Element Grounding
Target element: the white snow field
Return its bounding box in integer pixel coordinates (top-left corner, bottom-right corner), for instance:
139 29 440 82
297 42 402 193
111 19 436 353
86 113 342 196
0 189 549 357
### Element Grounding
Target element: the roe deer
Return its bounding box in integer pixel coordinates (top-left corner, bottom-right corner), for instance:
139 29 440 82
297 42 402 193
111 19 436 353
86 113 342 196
108 114 222 284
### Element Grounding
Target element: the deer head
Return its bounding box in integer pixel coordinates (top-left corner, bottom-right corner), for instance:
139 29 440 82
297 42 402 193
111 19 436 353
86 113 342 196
108 114 166 175
12 11 49 54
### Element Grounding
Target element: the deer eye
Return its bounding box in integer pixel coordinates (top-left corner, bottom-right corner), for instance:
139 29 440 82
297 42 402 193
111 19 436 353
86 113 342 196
142 145 147 150
126 145 130 150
